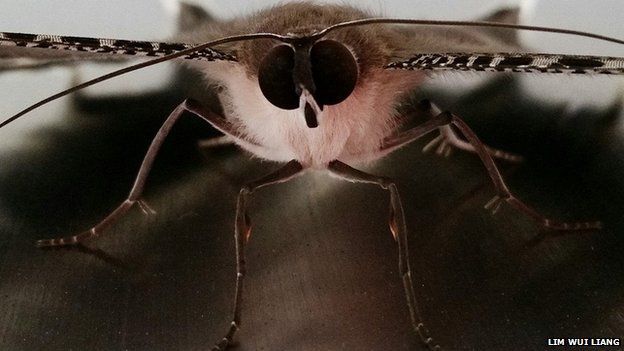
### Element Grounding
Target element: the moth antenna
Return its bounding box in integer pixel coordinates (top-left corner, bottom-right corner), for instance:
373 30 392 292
0 32 288 129
316 19 624 46
3 19 623 129
387 52 624 75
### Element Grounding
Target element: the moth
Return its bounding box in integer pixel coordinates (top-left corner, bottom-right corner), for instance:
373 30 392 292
1 1 623 350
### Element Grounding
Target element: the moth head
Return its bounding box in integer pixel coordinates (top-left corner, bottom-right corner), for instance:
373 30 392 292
257 39 359 128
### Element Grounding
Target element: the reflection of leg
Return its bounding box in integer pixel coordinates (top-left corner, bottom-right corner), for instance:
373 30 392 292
448 112 601 231
328 160 441 351
213 160 304 351
36 102 189 247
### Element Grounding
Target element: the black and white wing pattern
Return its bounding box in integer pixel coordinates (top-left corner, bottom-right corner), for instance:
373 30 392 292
0 32 236 64
372 8 624 75
386 52 624 75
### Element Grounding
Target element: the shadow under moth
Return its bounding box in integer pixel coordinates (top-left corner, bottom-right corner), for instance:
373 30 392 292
1 2 623 350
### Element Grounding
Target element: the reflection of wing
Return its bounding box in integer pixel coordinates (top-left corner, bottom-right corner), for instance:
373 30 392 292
384 22 519 61
373 7 522 64
0 57 84 71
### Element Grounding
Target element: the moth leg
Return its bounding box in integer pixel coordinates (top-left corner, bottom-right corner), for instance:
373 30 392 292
35 102 194 247
184 99 265 155
423 125 523 162
380 109 453 154
447 111 602 232
212 160 304 351
381 101 600 232
35 99 263 247
327 160 442 351
419 100 522 162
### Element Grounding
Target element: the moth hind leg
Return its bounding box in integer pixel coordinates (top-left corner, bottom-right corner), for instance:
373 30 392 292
446 110 602 233
419 100 523 163
381 101 601 235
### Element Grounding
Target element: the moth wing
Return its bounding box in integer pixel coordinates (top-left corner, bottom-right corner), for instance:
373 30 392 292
0 2 223 72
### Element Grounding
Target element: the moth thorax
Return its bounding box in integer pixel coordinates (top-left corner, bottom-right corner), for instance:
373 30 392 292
258 39 359 128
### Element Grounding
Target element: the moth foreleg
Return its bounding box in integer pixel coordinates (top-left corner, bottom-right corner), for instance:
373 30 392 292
35 102 194 247
213 160 304 351
327 160 442 351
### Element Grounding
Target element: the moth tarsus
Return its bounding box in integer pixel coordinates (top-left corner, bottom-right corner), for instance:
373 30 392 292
1 2 622 350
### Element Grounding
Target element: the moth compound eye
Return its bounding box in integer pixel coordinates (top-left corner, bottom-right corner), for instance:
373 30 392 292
310 40 358 106
258 45 299 110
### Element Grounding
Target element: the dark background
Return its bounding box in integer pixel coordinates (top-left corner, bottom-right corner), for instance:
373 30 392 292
1 64 623 351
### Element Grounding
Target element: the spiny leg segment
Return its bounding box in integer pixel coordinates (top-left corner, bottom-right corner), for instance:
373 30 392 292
35 102 190 247
415 100 522 162
328 160 441 351
36 98 250 247
382 100 602 232
336 100 602 349
423 124 523 162
212 160 304 351
33 95 601 351
449 113 601 231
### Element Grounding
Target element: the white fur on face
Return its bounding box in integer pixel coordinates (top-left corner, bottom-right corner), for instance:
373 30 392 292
196 62 423 168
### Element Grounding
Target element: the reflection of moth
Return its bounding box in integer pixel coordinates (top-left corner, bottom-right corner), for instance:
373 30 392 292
1 3 622 350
